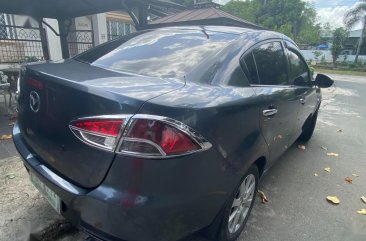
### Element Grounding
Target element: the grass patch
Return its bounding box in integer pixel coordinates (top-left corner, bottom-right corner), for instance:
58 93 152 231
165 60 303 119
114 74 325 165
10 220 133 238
315 68 366 77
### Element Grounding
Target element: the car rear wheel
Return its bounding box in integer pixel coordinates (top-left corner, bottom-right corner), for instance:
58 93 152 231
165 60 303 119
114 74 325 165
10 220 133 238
210 165 259 241
298 110 318 142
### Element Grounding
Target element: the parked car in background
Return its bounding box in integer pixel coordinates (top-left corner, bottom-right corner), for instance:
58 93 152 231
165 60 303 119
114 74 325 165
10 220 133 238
13 26 333 241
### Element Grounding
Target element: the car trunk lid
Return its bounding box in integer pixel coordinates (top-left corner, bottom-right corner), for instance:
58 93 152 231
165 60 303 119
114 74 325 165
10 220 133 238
17 60 184 188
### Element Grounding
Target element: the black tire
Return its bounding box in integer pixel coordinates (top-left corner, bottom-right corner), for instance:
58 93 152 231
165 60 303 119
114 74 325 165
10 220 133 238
298 110 318 142
205 165 259 241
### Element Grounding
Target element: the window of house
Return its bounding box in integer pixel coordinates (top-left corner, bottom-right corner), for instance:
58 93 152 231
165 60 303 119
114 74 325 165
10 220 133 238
252 41 288 86
287 48 310 85
107 20 132 40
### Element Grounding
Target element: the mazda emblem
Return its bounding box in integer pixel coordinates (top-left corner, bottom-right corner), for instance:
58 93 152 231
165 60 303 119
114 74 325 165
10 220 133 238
29 91 40 113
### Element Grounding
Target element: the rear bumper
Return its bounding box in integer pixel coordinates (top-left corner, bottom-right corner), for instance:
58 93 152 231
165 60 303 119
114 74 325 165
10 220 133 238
13 122 231 241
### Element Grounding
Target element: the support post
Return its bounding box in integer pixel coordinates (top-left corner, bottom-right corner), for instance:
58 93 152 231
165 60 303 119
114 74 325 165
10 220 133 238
138 3 148 28
92 13 107 45
58 19 70 59
38 18 50 60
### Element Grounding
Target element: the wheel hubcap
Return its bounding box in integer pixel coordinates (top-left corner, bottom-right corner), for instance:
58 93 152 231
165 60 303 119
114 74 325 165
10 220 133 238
228 174 256 234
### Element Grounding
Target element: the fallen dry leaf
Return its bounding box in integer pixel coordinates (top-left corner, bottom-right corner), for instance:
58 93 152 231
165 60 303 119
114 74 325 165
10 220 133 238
314 173 318 177
257 190 269 204
352 174 359 177
361 196 366 204
320 146 328 151
357 209 366 215
5 173 15 179
8 113 17 121
298 145 306 150
324 167 331 173
326 196 340 205
277 134 283 139
327 152 339 157
337 129 343 133
0 134 12 140
345 177 353 184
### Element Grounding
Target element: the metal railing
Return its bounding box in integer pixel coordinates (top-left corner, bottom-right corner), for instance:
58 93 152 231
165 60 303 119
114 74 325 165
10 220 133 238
0 25 49 64
67 30 94 57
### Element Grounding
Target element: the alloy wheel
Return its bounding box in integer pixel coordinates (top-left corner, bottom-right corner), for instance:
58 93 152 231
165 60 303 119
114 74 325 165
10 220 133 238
228 174 256 234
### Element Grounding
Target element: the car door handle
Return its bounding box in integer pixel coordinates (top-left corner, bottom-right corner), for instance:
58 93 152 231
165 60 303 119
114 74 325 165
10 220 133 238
300 98 306 105
263 109 278 117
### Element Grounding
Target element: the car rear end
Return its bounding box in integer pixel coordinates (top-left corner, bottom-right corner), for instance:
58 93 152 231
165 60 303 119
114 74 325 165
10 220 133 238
13 28 239 241
13 62 214 240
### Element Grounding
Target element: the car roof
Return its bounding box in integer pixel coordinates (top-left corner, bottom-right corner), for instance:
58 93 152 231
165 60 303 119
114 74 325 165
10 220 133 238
149 25 287 41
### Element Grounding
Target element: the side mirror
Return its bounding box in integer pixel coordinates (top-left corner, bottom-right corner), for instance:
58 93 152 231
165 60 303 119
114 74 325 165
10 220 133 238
314 74 334 88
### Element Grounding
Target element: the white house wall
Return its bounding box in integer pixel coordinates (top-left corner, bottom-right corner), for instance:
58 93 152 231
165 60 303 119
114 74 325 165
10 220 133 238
301 50 366 63
43 18 62 61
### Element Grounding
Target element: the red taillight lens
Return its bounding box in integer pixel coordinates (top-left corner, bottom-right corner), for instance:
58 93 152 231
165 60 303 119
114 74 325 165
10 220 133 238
70 115 212 157
26 78 44 90
72 119 123 137
70 118 125 150
122 119 200 156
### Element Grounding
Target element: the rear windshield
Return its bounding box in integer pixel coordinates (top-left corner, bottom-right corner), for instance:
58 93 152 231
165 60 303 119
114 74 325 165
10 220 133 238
75 29 235 78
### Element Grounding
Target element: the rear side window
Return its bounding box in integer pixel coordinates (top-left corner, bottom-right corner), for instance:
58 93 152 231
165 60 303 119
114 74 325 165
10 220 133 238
242 53 259 85
75 29 233 78
252 42 288 86
287 49 310 84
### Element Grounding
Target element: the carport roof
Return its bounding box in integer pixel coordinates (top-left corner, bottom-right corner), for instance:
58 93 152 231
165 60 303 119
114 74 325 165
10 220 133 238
149 7 264 30
0 0 184 19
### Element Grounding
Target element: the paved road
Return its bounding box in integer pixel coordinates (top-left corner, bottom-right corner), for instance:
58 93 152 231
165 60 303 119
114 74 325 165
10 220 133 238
237 74 366 241
1 73 365 241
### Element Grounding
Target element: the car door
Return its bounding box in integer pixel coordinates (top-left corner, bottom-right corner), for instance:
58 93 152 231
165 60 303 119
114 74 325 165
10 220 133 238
241 41 299 166
285 42 319 139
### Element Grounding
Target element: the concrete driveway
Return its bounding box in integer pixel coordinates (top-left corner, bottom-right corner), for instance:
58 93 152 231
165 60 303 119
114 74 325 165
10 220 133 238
239 73 366 241
0 73 365 241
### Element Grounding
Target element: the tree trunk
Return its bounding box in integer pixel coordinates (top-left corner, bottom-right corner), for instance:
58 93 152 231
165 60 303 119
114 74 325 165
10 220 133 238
354 16 366 63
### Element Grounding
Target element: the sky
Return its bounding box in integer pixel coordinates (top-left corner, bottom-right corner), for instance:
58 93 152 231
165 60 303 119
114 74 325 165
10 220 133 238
213 0 362 30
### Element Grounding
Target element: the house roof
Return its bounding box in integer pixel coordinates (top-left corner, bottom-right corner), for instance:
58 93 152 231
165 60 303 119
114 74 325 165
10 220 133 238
0 0 184 19
149 7 264 30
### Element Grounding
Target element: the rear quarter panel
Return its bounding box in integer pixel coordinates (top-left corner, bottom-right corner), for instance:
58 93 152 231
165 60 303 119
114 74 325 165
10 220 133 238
117 83 269 236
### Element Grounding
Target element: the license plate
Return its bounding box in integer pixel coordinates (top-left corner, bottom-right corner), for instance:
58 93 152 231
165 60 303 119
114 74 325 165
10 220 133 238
30 172 61 214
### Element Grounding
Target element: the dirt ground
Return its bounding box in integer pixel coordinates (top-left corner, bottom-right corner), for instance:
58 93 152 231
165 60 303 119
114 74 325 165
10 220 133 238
0 156 86 241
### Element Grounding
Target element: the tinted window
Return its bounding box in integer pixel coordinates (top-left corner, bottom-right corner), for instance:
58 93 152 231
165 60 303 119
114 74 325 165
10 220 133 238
287 49 310 84
227 66 250 87
252 42 288 85
242 53 259 85
76 29 233 78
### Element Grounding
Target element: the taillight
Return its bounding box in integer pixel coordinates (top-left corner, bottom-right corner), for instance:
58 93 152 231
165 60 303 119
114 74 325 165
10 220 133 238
70 116 127 151
70 115 212 157
72 119 122 137
26 77 44 89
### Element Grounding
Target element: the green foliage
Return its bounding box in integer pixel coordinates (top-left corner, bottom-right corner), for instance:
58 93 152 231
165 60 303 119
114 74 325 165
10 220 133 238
309 66 315 79
313 50 322 61
21 56 41 63
275 23 294 39
331 27 348 64
321 55 326 63
222 0 320 45
221 0 259 23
